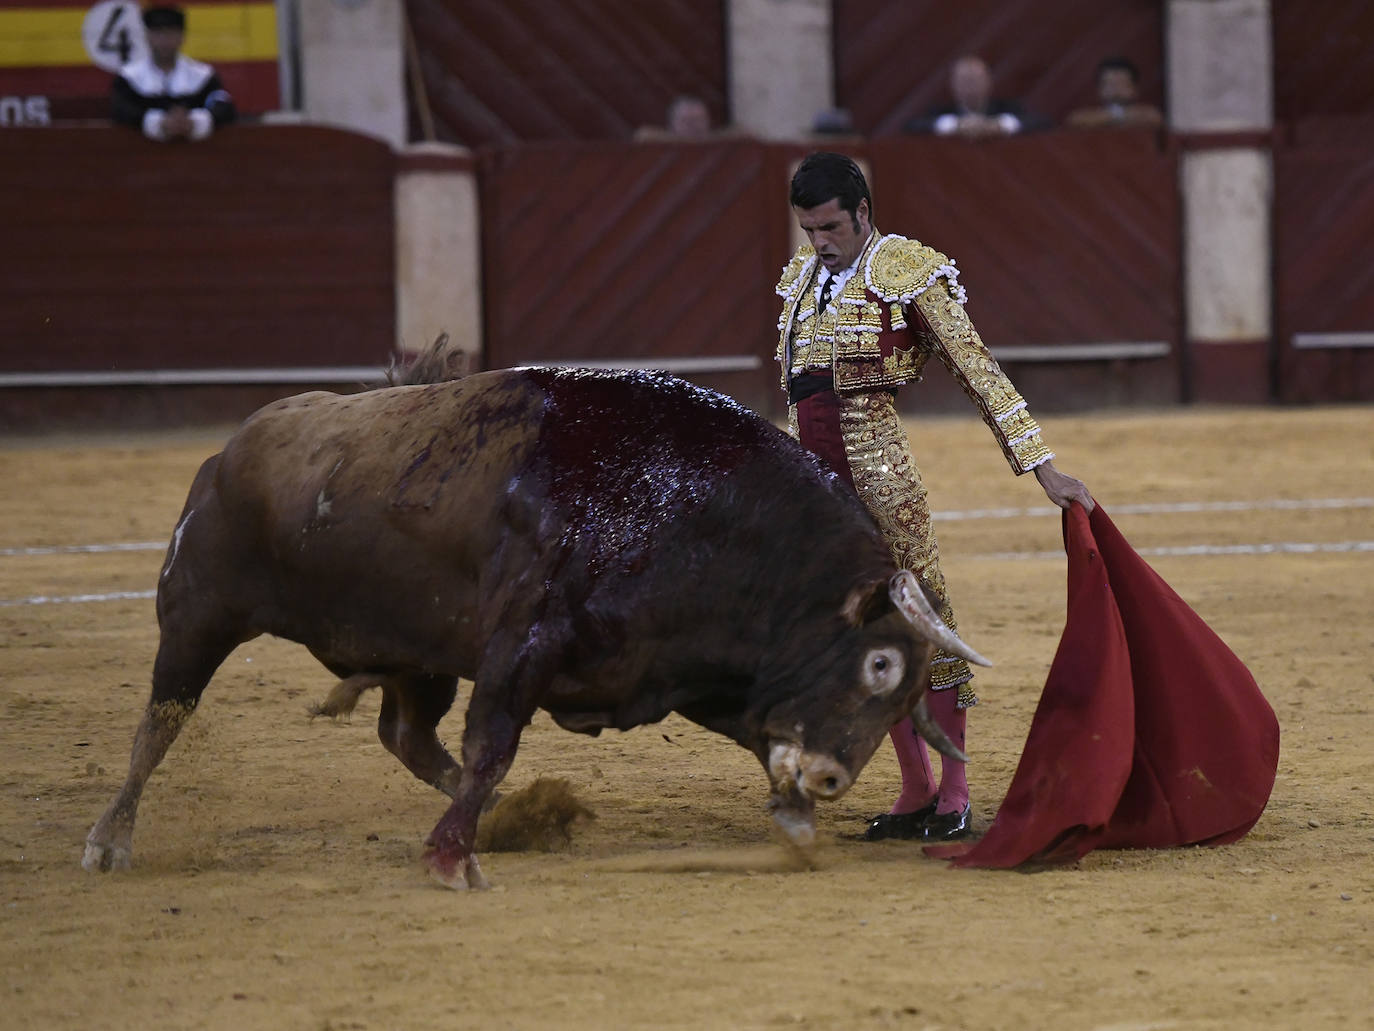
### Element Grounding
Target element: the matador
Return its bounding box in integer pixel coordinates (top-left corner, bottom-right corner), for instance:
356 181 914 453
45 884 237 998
778 152 1092 843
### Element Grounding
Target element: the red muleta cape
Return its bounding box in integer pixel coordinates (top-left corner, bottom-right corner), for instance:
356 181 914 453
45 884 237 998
932 502 1280 868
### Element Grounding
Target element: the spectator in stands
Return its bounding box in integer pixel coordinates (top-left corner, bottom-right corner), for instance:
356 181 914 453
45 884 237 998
635 94 714 141
1065 57 1164 129
111 5 235 143
904 54 1037 138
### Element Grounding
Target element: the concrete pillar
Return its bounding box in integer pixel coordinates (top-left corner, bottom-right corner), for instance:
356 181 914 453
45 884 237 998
727 0 832 139
1168 0 1273 402
394 144 483 365
297 0 406 147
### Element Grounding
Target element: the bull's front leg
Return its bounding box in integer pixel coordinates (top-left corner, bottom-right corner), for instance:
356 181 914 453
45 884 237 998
422 628 557 890
766 740 819 851
424 705 535 890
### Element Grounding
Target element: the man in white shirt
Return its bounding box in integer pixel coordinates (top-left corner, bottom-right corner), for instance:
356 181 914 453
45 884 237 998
111 5 235 143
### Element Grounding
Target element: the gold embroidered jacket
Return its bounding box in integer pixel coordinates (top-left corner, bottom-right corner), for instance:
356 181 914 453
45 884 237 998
775 231 1053 475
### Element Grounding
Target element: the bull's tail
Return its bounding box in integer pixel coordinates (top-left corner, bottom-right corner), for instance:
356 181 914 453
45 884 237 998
308 673 386 720
383 332 472 387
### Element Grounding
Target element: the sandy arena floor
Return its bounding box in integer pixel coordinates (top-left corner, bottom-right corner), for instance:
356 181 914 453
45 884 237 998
1 404 1371 1030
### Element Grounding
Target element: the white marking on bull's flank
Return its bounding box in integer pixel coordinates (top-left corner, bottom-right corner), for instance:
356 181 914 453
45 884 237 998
935 497 1374 521
970 540 1374 561
315 489 332 519
160 509 194 581
0 589 156 608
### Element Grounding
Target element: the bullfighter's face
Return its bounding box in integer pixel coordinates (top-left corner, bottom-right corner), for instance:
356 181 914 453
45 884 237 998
794 197 872 273
759 611 935 846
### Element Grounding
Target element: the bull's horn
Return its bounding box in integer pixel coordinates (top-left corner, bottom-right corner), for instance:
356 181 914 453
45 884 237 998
911 692 970 763
888 570 992 668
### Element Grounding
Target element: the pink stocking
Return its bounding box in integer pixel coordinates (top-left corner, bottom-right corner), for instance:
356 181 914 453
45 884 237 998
926 687 969 814
885 717 937 814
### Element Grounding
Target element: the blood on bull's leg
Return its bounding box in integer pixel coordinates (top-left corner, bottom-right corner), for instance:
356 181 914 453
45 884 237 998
422 626 561 890
423 705 532 891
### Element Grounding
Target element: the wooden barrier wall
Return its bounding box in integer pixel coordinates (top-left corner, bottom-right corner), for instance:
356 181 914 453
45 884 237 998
476 139 786 412
5 122 1373 428
1273 1 1374 121
0 125 395 427
1273 123 1374 402
1269 1 1374 402
476 130 1183 416
404 0 729 146
868 130 1180 408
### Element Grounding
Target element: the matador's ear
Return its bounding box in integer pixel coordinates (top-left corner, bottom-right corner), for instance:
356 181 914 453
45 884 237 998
840 577 890 627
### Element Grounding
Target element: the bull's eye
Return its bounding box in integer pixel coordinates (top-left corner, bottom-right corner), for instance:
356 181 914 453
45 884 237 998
861 647 905 696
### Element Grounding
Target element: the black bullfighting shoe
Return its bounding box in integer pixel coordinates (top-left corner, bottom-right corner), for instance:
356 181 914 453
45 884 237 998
863 799 938 841
921 803 972 842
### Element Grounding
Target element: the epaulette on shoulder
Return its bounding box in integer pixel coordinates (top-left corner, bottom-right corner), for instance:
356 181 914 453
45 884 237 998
776 245 816 299
863 234 968 305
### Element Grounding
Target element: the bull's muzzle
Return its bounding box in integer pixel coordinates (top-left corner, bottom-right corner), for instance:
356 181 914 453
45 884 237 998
768 742 852 801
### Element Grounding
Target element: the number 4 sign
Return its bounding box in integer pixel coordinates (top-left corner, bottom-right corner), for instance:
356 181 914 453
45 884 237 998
82 0 149 73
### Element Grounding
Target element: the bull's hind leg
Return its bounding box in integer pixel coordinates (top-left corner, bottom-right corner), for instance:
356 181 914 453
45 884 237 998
86 455 249 872
83 625 241 872
311 672 463 797
377 674 462 798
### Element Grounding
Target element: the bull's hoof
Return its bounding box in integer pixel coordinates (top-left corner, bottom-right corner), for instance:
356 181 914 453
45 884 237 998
770 808 817 850
424 848 490 891
82 839 131 873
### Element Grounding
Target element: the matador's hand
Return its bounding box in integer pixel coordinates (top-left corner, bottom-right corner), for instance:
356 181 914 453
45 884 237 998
1034 461 1094 513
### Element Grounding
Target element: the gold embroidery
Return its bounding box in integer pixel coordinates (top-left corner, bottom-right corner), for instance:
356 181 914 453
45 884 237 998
861 301 884 335
882 344 916 377
837 391 975 702
865 235 951 303
775 246 815 300
912 286 1053 475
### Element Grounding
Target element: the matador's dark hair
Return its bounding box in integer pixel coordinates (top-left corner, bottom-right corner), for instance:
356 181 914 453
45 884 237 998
789 152 872 228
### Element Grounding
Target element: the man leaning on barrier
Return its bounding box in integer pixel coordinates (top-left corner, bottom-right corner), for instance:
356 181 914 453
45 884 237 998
111 5 235 143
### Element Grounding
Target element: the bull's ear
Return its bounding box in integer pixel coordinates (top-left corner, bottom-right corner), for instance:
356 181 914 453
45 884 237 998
841 577 891 627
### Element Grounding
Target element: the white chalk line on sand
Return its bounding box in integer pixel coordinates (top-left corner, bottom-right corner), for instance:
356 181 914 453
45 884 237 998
0 589 157 608
935 496 1374 521
1 541 166 557
970 540 1374 562
2 496 1371 608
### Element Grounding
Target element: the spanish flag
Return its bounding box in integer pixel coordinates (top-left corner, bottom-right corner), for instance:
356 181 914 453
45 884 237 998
0 0 279 121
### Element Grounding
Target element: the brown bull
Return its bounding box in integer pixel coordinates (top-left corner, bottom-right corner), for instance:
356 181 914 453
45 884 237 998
83 366 987 888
